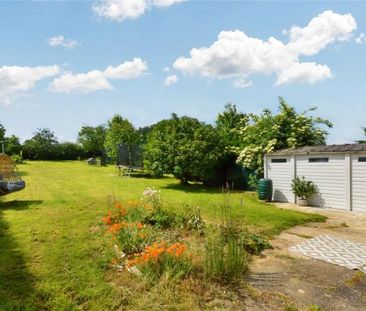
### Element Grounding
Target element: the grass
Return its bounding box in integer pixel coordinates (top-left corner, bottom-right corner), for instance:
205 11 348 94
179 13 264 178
0 161 326 310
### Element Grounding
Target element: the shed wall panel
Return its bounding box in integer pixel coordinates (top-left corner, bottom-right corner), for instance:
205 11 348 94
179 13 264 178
295 154 347 209
351 153 366 212
267 156 294 202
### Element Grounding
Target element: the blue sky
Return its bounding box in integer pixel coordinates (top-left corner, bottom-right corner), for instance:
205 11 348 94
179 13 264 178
0 0 365 143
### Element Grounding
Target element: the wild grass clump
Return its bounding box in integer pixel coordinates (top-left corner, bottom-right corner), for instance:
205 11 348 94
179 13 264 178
204 188 249 283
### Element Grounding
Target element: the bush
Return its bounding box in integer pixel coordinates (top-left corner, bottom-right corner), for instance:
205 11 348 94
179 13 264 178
11 154 23 164
143 209 179 229
291 176 317 200
184 205 205 232
238 231 272 255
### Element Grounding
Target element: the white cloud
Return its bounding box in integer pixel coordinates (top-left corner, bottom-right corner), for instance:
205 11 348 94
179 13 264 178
162 66 170 72
92 0 185 22
103 58 148 79
275 62 332 86
164 74 178 86
286 10 357 56
173 11 357 86
232 78 252 88
355 33 366 44
152 0 185 8
48 35 79 49
0 65 59 104
50 58 147 93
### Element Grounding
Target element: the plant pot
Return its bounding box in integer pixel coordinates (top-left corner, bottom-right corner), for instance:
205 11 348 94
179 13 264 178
297 198 308 206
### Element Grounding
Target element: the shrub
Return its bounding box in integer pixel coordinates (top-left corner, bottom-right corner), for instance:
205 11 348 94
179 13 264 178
11 154 23 163
184 205 205 232
116 223 156 255
291 176 317 200
127 242 192 283
238 231 272 255
143 209 178 229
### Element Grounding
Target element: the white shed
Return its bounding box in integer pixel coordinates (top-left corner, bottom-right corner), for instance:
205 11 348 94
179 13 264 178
264 144 366 212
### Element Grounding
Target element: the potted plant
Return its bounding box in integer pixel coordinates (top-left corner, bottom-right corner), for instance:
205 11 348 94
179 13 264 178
291 176 317 206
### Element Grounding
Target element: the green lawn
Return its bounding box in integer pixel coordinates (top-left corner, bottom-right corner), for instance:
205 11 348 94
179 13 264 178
0 161 325 310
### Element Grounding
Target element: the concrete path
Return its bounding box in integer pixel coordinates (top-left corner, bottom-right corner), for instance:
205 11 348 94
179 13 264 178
247 203 366 311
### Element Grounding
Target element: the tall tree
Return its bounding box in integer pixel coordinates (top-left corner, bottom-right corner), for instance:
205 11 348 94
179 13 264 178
236 97 333 177
4 135 22 155
216 103 247 149
77 125 106 157
23 128 59 160
104 115 139 161
144 114 225 184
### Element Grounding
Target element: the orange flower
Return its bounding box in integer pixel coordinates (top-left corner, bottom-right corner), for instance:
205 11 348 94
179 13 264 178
137 223 144 230
119 208 127 217
108 223 122 234
102 211 112 225
115 201 122 209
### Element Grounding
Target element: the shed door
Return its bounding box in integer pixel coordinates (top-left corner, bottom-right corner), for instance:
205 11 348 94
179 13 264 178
296 154 347 210
267 156 294 202
351 154 366 212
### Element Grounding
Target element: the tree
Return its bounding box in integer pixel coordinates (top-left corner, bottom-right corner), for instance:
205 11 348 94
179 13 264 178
77 125 106 157
4 135 22 155
236 97 333 177
0 122 5 142
23 128 59 160
104 115 139 162
55 142 85 160
216 103 247 148
144 114 225 184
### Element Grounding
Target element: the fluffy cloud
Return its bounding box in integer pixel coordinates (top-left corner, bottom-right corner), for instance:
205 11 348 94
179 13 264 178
0 65 59 104
48 35 79 49
50 58 147 93
173 10 356 86
286 10 356 56
92 0 185 22
355 33 366 44
164 74 178 86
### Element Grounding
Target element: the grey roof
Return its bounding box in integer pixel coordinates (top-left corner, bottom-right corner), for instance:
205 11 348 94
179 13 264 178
268 144 366 155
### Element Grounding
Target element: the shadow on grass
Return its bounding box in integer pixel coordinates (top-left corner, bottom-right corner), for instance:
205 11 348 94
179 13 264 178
0 200 43 211
0 201 40 310
161 182 222 194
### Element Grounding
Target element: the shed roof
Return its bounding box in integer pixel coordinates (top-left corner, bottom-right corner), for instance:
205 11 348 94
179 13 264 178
268 143 366 156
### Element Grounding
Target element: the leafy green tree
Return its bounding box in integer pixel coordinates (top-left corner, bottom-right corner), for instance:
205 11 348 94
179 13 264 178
104 115 139 161
0 122 5 142
4 135 22 155
23 128 59 160
216 103 247 148
55 142 85 160
144 114 225 184
236 97 332 177
77 125 106 157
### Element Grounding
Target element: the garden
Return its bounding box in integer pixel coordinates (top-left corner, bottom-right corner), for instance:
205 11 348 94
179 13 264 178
0 161 325 310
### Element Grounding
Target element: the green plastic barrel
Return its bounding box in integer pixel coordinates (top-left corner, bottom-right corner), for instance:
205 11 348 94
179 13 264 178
257 178 273 201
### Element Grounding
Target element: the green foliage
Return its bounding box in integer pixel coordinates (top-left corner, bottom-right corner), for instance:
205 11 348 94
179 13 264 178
236 97 332 176
22 128 59 160
291 176 317 199
0 122 5 142
117 225 156 255
144 114 225 184
238 231 272 255
10 154 23 164
143 209 179 229
216 103 247 149
104 115 139 161
184 206 205 232
4 135 22 155
77 125 106 157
